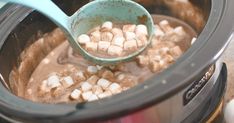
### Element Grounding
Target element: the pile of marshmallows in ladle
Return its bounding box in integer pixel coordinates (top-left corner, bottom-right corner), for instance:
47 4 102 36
77 21 148 57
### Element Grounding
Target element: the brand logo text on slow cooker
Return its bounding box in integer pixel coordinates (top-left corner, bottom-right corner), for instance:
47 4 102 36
183 66 214 105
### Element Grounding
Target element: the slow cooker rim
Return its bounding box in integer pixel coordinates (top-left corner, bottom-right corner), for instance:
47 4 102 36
0 0 233 122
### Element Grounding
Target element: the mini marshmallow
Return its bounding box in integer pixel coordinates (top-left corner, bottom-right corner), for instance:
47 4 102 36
111 28 123 36
78 82 84 88
82 91 93 101
161 31 179 42
90 30 101 42
159 60 166 67
136 38 147 48
85 42 98 52
137 34 147 42
150 55 162 61
70 89 81 100
92 85 103 95
77 34 91 44
136 40 145 48
124 40 138 51
40 80 50 92
159 47 170 55
98 90 112 99
116 73 126 81
147 49 159 56
224 99 234 123
159 20 173 32
162 26 187 42
122 24 136 32
88 94 99 102
112 36 125 47
47 75 61 88
161 47 170 52
101 32 114 42
76 71 86 80
191 37 197 45
61 76 74 88
81 82 93 92
154 25 165 37
170 46 183 59
163 55 174 63
136 55 149 66
101 69 114 80
101 21 113 31
174 26 186 36
86 75 99 85
87 66 98 74
98 41 111 52
149 61 160 72
51 87 64 97
72 71 86 82
124 32 136 40
151 38 161 48
135 24 148 36
108 45 123 56
97 78 111 89
108 83 122 94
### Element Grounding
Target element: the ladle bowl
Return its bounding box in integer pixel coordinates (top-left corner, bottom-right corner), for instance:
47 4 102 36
1 0 154 65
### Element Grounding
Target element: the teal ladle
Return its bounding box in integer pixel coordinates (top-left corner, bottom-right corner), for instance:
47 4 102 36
1 0 154 65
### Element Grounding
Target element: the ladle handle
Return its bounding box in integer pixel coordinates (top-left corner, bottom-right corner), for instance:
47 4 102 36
1 0 70 31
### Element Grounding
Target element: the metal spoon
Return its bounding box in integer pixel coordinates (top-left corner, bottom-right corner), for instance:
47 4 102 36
2 0 154 65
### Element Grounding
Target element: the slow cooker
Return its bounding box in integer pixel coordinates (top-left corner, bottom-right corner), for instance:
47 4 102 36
0 0 233 123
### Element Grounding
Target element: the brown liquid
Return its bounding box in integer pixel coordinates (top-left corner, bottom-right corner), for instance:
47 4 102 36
26 41 154 103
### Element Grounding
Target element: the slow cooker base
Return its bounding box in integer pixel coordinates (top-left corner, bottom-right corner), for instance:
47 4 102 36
0 63 227 123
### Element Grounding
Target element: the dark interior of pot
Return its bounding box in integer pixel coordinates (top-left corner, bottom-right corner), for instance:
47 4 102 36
0 0 211 104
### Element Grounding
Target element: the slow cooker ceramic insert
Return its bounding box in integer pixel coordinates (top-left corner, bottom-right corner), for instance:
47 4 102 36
0 0 233 123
